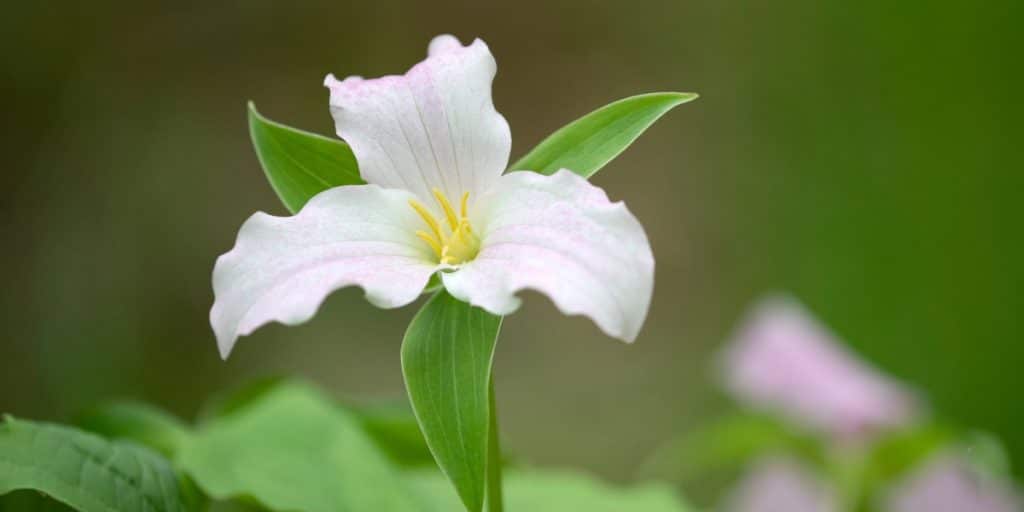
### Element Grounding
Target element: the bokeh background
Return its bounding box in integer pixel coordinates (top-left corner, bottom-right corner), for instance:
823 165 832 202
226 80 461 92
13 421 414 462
2 0 1020 486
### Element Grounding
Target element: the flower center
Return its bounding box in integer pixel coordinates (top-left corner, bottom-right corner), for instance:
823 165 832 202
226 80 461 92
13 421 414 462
409 188 480 265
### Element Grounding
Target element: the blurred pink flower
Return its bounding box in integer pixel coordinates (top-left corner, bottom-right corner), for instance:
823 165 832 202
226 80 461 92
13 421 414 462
720 295 920 439
724 453 1022 512
885 454 1022 512
722 457 838 512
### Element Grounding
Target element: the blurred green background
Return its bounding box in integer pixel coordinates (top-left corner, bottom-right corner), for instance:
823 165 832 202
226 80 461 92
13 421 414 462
1 0 1020 484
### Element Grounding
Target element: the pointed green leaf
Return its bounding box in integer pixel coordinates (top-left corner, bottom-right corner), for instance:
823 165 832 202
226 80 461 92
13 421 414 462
0 417 192 512
75 401 191 458
248 102 363 213
177 382 424 512
510 92 697 178
401 291 503 512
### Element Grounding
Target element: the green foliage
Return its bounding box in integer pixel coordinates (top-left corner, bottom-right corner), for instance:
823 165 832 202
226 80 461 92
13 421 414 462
177 382 424 512
350 401 435 467
408 468 694 512
194 376 291 425
509 92 697 178
0 417 193 512
248 102 363 214
401 291 503 512
75 401 191 458
0 377 713 512
197 378 436 469
0 490 77 511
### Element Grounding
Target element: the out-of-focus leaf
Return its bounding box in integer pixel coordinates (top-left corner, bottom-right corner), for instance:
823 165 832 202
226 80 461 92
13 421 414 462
0 417 192 512
641 413 826 484
204 499 267 512
401 291 503 512
509 92 697 178
194 376 290 425
248 102 363 214
861 424 954 485
0 490 77 511
408 468 694 512
962 431 1013 479
75 401 191 458
177 382 424 512
855 422 955 507
351 401 435 467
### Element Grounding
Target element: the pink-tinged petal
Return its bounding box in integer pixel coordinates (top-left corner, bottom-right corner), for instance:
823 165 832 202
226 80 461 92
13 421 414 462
723 457 838 512
721 296 921 439
441 170 654 342
885 454 1022 512
210 185 438 358
324 35 511 205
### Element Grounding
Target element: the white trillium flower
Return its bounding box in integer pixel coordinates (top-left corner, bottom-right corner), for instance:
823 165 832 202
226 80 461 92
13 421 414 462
210 35 655 358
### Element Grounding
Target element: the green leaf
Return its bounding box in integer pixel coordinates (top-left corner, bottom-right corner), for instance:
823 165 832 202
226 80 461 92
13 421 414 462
0 416 192 512
0 490 77 511
350 400 435 467
858 423 955 493
177 382 424 512
75 401 191 458
401 291 503 512
961 430 1013 479
248 102 363 213
194 376 290 425
509 92 697 178
408 468 694 512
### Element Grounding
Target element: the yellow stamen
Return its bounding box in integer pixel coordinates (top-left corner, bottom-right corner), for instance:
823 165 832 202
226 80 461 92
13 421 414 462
432 188 460 231
415 230 443 258
455 219 472 243
410 189 481 265
408 199 444 243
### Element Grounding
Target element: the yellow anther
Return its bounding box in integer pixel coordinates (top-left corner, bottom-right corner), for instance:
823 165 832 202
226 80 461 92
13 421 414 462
460 191 469 218
432 188 460 231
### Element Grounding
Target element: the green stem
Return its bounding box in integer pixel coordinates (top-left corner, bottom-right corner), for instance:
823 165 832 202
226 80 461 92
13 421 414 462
484 376 504 512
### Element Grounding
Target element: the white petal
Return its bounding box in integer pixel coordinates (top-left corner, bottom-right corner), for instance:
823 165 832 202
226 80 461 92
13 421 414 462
324 35 511 205
720 295 921 438
210 185 437 358
723 457 838 512
441 170 654 343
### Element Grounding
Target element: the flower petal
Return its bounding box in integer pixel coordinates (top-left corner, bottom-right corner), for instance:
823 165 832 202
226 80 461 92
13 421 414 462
210 185 438 358
441 170 654 343
720 295 921 438
324 35 511 205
